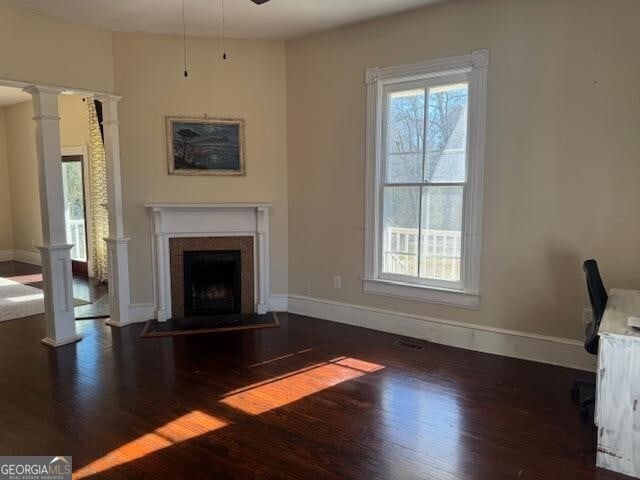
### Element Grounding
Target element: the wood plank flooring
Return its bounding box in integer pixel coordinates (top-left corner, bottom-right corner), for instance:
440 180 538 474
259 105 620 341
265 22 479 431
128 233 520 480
0 311 627 479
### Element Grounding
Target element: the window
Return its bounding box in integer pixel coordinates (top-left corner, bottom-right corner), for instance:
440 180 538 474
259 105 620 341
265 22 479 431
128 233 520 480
363 50 489 308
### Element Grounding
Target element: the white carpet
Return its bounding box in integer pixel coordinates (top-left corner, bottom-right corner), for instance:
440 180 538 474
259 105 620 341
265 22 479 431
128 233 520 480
0 276 45 322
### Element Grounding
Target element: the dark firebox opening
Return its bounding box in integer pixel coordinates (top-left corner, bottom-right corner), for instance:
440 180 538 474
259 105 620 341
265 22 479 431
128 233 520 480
183 250 241 317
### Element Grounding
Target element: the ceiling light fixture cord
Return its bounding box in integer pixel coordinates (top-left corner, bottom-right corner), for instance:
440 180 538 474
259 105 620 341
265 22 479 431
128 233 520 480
182 0 188 77
222 0 227 60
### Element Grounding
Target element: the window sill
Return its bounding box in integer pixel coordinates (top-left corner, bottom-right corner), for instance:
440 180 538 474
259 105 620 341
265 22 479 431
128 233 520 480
362 278 480 309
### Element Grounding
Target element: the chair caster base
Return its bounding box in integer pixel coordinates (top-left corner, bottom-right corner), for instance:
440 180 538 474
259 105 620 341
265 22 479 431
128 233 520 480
571 385 580 402
580 405 591 420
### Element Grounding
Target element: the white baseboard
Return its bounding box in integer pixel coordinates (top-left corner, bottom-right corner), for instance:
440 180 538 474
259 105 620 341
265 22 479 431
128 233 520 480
288 295 596 372
128 303 155 323
0 249 14 262
268 294 288 312
13 249 41 266
41 334 83 347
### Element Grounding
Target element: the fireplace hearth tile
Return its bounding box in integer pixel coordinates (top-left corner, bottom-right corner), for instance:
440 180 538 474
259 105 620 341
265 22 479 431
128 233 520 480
140 312 279 338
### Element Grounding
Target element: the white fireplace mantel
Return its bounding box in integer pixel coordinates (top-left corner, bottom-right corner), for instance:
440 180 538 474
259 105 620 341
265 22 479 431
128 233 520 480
145 203 272 320
146 203 272 210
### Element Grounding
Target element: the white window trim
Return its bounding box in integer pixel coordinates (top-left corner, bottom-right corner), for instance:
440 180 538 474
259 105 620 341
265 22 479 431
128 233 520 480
363 49 489 309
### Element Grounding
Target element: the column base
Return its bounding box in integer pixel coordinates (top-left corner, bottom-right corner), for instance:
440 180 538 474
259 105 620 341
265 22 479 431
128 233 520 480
105 318 133 328
41 334 82 348
37 244 78 347
156 309 169 322
104 236 131 327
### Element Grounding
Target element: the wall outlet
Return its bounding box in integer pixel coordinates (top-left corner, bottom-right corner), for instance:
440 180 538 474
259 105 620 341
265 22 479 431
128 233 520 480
304 284 311 296
333 276 342 289
582 307 593 324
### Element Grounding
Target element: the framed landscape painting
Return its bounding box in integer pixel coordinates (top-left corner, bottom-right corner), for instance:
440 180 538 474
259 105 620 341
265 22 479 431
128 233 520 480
166 117 245 176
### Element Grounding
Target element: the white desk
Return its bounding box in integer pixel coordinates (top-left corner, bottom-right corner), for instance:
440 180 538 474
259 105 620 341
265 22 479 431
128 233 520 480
596 288 640 477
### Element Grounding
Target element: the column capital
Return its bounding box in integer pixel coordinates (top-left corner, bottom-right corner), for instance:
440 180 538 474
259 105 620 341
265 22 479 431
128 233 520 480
98 96 121 125
23 85 65 96
37 244 74 252
94 93 123 103
25 86 61 118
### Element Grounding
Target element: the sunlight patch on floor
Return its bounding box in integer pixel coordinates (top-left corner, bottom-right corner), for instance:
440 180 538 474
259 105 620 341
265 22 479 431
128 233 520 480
0 276 45 322
5 273 43 284
72 358 384 477
5 293 43 303
221 357 384 415
73 410 228 479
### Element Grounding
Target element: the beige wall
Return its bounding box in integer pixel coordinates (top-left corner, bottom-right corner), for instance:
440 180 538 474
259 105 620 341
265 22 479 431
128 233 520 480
0 109 13 250
2 1 639 342
59 95 89 147
112 32 289 303
0 3 114 93
0 2 111 255
286 0 640 340
2 95 89 254
3 101 41 253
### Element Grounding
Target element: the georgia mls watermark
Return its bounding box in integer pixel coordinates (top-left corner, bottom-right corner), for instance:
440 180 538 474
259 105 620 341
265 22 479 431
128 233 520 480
0 456 71 480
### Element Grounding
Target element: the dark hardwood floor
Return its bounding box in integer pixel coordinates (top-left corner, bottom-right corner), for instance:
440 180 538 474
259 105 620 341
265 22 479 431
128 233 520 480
0 260 109 319
0 310 625 479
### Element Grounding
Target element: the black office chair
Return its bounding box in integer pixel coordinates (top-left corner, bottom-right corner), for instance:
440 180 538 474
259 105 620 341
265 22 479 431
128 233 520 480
571 259 608 418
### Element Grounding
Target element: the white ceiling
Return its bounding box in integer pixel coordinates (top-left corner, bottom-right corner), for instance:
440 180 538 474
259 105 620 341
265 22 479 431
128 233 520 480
8 0 441 40
0 86 31 107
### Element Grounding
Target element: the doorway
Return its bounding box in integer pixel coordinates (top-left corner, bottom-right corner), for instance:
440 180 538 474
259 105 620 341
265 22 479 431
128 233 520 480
0 79 130 343
61 150 89 276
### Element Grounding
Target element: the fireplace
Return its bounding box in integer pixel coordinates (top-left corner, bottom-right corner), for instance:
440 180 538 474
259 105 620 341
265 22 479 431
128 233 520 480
147 203 271 321
183 250 241 316
169 236 255 319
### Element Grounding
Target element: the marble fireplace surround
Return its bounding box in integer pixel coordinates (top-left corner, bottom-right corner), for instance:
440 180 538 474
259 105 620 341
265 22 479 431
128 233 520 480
146 203 271 321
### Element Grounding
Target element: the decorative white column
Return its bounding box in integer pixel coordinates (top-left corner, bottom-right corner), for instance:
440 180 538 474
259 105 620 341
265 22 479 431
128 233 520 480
104 237 131 326
256 207 270 314
151 208 169 322
96 95 132 327
24 86 80 347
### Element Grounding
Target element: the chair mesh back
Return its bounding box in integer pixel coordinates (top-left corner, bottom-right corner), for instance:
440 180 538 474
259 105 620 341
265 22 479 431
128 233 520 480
583 259 607 354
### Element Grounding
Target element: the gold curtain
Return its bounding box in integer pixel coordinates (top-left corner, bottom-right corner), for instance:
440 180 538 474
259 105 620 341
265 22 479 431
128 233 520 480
86 100 109 283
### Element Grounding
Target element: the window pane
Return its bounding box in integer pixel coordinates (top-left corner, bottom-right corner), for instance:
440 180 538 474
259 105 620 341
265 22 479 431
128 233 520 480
386 89 424 183
382 186 420 276
419 186 463 282
62 161 87 262
425 83 468 183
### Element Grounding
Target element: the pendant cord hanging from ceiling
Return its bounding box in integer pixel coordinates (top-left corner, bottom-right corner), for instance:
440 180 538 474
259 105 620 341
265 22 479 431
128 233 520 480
222 0 227 60
182 0 230 76
182 0 188 77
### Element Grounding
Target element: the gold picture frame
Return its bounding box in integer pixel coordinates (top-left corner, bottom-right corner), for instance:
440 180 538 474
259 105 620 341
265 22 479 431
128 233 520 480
166 116 245 176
